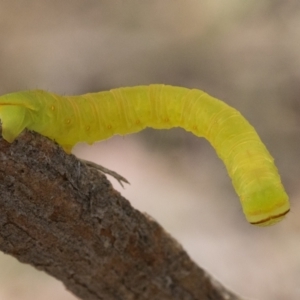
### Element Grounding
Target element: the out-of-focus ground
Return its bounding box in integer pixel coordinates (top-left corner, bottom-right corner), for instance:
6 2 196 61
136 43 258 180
0 1 300 299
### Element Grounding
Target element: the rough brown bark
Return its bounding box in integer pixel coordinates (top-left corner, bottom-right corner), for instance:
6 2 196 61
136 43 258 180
0 127 243 300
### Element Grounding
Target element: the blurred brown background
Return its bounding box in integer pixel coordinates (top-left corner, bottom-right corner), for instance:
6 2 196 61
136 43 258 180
1 1 300 299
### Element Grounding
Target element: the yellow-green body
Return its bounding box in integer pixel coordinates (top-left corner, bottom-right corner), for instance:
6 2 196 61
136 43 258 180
0 84 289 226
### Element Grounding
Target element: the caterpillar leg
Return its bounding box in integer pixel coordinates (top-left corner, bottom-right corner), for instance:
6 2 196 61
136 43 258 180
80 159 130 187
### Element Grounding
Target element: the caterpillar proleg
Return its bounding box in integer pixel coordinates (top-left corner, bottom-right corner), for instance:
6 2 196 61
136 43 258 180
0 84 289 226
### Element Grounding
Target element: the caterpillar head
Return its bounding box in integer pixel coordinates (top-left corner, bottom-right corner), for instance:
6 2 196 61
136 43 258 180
242 182 290 226
0 90 45 143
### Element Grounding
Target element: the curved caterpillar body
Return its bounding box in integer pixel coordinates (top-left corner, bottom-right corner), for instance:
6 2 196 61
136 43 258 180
0 84 289 226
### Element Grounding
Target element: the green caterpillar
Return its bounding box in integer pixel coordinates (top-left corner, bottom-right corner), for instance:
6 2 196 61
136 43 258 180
0 84 289 226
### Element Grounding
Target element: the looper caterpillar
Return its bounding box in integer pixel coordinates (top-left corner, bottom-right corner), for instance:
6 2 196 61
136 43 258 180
0 84 289 226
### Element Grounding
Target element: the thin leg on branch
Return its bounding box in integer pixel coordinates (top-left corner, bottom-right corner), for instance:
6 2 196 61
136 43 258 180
80 159 130 187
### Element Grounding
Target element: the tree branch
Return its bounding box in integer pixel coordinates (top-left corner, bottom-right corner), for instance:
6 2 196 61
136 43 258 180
0 127 243 300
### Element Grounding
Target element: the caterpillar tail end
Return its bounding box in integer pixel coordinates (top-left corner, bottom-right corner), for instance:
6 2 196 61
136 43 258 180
0 106 29 143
